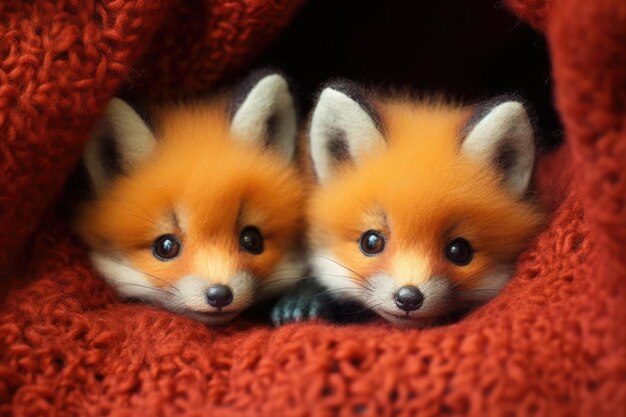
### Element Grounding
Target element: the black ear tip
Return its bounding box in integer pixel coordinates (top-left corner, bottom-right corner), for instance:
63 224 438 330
462 94 537 140
491 96 540 147
229 67 295 119
236 67 289 87
114 98 156 132
472 94 527 116
317 79 367 102
315 79 384 135
247 67 288 81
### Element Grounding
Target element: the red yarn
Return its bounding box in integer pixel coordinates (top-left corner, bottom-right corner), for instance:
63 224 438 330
1 0 625 416
0 0 167 271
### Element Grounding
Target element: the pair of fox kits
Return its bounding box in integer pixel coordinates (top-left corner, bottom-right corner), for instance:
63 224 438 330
73 72 543 327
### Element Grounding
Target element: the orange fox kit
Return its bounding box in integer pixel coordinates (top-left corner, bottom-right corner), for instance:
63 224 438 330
302 82 544 327
74 72 305 325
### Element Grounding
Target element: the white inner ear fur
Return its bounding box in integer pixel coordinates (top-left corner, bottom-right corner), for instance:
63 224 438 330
84 98 156 193
309 88 386 184
462 101 535 196
230 74 297 162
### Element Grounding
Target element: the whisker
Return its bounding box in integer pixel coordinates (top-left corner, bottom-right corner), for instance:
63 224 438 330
167 299 189 312
114 195 163 228
117 282 177 297
362 301 383 313
255 276 312 299
257 276 306 288
363 299 382 308
258 270 305 282
312 255 367 281
268 267 306 274
317 287 367 297
316 273 374 292
123 264 180 292
256 266 307 283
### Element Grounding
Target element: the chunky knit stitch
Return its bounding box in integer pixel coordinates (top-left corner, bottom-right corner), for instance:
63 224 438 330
1 0 625 416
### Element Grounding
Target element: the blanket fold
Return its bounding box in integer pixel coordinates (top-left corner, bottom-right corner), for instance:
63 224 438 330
1 0 625 416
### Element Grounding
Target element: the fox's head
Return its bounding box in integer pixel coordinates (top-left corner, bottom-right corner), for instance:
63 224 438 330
307 82 544 327
74 73 306 324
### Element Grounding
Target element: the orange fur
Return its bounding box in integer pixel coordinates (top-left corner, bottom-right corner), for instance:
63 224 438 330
75 99 305 311
308 97 544 322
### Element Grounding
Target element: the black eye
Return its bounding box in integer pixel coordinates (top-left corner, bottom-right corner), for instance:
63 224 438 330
445 238 473 266
240 226 263 254
153 234 181 261
359 230 385 256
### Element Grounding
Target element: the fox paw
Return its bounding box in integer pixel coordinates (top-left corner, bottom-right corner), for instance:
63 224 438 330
271 279 331 326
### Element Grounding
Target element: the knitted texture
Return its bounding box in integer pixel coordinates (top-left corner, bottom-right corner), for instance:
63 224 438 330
1 0 625 416
136 0 305 98
0 0 167 271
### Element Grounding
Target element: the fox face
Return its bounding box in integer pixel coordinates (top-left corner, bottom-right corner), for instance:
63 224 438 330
307 83 544 327
74 73 306 325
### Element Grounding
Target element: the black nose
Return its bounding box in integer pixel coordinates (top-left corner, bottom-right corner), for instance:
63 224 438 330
206 285 233 308
395 285 424 311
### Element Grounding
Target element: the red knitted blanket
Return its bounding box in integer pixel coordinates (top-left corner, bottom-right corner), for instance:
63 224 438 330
1 1 625 416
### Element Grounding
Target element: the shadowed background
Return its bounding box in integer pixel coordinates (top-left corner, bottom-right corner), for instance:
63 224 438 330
254 0 561 151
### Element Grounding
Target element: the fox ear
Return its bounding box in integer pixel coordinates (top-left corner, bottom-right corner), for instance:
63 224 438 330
461 100 535 197
230 71 297 162
84 98 156 194
309 82 385 184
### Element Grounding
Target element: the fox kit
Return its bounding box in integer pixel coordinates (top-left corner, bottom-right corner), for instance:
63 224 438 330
275 82 544 327
74 72 306 325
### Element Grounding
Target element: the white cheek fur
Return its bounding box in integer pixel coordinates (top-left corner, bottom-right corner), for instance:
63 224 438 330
258 252 307 298
366 274 452 320
174 272 255 313
456 266 514 303
91 252 170 303
311 248 514 326
310 249 371 303
91 250 305 323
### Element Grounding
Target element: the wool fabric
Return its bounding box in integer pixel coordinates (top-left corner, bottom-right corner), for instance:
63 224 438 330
1 0 625 416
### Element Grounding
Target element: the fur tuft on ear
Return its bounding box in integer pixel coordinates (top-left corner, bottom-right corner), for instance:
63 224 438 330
84 98 156 194
230 71 297 162
461 100 535 197
309 82 385 184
